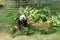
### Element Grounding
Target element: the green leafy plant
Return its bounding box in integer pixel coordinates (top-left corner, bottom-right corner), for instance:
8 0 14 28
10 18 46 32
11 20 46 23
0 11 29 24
11 6 60 35
47 15 60 27
19 6 50 22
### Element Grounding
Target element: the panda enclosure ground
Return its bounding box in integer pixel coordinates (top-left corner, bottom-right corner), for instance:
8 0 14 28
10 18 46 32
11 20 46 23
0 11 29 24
0 0 60 40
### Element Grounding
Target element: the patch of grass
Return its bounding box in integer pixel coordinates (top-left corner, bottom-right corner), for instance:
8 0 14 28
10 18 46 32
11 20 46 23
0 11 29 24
10 25 58 37
0 8 18 32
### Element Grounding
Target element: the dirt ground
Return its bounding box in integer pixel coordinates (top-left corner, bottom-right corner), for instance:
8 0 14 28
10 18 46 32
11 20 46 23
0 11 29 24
0 31 60 40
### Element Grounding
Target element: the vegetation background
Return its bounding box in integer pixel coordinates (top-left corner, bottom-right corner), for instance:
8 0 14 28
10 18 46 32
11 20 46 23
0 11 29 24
0 0 60 40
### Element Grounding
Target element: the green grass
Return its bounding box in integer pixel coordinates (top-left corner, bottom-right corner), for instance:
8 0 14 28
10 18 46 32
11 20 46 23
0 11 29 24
0 8 18 32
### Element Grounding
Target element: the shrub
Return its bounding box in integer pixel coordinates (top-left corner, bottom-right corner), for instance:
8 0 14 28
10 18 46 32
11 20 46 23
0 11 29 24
12 6 60 35
18 6 51 22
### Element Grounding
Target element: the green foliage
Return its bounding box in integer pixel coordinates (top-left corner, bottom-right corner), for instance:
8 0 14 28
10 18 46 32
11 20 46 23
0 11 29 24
47 15 60 27
0 6 60 36
13 27 57 35
17 6 60 35
19 6 50 22
19 6 60 26
40 28 57 34
20 27 35 35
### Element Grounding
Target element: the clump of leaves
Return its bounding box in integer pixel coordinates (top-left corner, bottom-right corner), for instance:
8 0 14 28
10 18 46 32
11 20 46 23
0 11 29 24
47 15 60 27
19 6 51 22
19 26 57 35
40 28 57 34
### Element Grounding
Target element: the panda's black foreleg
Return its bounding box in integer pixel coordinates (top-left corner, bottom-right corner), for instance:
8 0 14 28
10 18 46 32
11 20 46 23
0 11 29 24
23 20 28 26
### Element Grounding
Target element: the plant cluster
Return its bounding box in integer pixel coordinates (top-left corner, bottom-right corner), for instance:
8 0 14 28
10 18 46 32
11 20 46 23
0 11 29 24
19 6 60 26
12 6 60 35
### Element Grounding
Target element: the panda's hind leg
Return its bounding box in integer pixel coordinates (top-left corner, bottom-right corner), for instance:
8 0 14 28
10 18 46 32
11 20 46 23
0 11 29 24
12 26 21 34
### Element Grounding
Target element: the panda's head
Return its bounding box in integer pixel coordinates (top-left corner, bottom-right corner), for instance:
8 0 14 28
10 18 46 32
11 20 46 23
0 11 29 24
19 14 26 21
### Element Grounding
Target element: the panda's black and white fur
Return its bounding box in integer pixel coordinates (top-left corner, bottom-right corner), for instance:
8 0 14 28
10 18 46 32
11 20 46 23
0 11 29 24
13 14 28 33
18 14 27 26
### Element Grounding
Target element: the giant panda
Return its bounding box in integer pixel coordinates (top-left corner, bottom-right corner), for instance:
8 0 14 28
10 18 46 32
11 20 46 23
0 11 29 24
18 14 27 27
13 14 28 33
